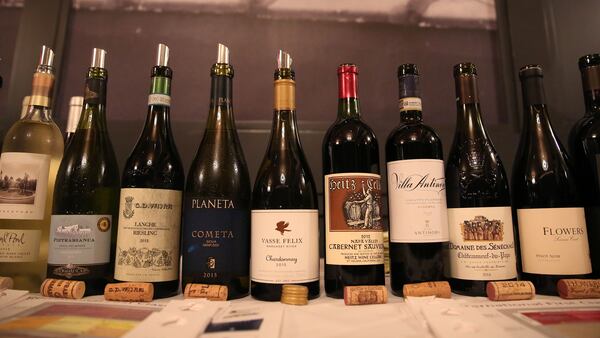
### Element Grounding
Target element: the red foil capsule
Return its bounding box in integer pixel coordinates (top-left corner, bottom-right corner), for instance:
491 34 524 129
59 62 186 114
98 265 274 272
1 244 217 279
338 64 358 99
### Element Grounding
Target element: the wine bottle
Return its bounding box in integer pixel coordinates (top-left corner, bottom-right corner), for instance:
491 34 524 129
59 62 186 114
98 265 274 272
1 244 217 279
571 54 600 278
385 64 447 295
0 46 64 292
513 65 592 294
114 44 184 299
322 63 384 298
20 96 30 119
251 51 319 301
65 96 83 146
47 48 120 296
445 63 517 296
181 44 251 300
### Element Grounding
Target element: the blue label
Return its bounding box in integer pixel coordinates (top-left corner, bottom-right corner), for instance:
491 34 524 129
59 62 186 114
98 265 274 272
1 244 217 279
182 197 250 283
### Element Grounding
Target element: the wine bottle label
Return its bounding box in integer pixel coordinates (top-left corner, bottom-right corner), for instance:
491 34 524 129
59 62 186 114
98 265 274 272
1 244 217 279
114 188 182 282
0 229 41 262
517 207 592 275
181 197 250 282
398 97 422 112
387 159 448 243
324 173 384 266
0 152 51 220
446 206 517 280
48 215 112 271
251 209 319 283
148 94 170 107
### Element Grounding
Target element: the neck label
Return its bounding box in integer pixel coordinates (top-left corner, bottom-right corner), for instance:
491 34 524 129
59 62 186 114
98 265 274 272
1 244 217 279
148 94 171 107
399 97 422 112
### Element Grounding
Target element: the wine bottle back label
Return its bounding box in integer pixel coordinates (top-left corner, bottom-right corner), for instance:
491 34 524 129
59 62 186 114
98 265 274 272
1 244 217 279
0 152 51 220
0 229 41 262
446 206 517 280
182 197 249 282
517 207 592 275
325 173 384 265
387 159 448 243
48 215 112 268
115 188 182 282
251 209 319 283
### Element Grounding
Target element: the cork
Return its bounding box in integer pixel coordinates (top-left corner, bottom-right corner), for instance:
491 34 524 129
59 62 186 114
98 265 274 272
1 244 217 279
104 282 154 302
40 278 85 299
486 281 535 301
402 281 451 299
184 283 228 301
344 285 388 305
557 279 600 299
0 276 14 289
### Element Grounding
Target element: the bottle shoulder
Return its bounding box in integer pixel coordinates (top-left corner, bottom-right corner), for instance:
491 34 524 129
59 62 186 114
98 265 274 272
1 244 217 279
386 122 442 146
2 119 64 156
324 118 378 145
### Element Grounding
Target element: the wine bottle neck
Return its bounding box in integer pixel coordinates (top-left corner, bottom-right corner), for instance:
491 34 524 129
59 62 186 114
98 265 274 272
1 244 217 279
398 73 422 123
141 66 173 139
268 109 301 153
80 67 108 131
581 65 600 116
454 74 486 136
207 64 235 130
337 69 360 119
338 98 360 119
23 65 55 122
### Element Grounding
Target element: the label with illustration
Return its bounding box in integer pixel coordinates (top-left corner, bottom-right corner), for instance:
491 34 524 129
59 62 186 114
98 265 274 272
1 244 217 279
182 196 250 283
115 188 182 282
0 152 51 220
251 209 319 284
48 214 112 277
0 229 41 262
446 206 517 280
325 173 384 265
387 159 448 243
517 207 591 275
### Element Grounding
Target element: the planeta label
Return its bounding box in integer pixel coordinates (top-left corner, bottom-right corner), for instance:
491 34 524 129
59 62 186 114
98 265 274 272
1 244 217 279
325 173 384 266
115 188 182 282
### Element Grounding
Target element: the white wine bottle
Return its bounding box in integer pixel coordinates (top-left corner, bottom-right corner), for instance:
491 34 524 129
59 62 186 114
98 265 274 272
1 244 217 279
0 46 64 291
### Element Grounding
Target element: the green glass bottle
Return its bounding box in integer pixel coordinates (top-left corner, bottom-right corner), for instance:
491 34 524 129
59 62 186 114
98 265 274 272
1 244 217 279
47 48 120 296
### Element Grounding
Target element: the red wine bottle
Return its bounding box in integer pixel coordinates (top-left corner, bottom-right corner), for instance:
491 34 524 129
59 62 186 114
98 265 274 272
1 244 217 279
251 51 319 301
445 63 517 296
322 64 384 298
386 64 447 295
513 65 592 295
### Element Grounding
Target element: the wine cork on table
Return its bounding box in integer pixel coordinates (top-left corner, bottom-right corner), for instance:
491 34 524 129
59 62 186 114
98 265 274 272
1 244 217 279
486 281 535 301
344 285 388 305
104 282 153 302
557 279 600 299
40 278 85 299
184 284 228 301
402 281 451 299
0 276 14 289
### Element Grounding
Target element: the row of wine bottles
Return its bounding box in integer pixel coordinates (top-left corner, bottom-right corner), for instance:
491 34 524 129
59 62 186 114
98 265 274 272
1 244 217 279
0 44 598 301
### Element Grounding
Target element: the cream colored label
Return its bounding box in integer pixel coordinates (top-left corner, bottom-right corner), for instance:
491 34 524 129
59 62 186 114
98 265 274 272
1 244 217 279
0 152 50 220
517 208 592 275
148 94 171 106
447 207 517 280
115 188 182 282
251 209 319 283
387 159 448 243
399 97 422 112
325 173 384 265
0 229 41 262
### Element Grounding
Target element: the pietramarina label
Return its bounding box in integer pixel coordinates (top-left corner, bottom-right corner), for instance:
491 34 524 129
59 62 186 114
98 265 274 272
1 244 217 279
517 207 591 275
115 188 182 282
325 173 384 266
447 206 517 280
251 209 319 283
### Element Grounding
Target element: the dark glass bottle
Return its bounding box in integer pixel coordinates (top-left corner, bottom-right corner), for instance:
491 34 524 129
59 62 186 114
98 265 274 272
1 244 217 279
48 49 119 296
65 96 83 146
513 65 592 295
445 63 517 296
322 63 384 298
251 51 319 301
385 64 447 295
114 44 184 299
182 44 251 300
572 54 600 278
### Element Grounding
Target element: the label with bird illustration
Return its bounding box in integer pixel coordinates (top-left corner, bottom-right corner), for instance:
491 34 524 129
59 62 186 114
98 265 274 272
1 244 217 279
250 209 319 284
325 173 385 266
